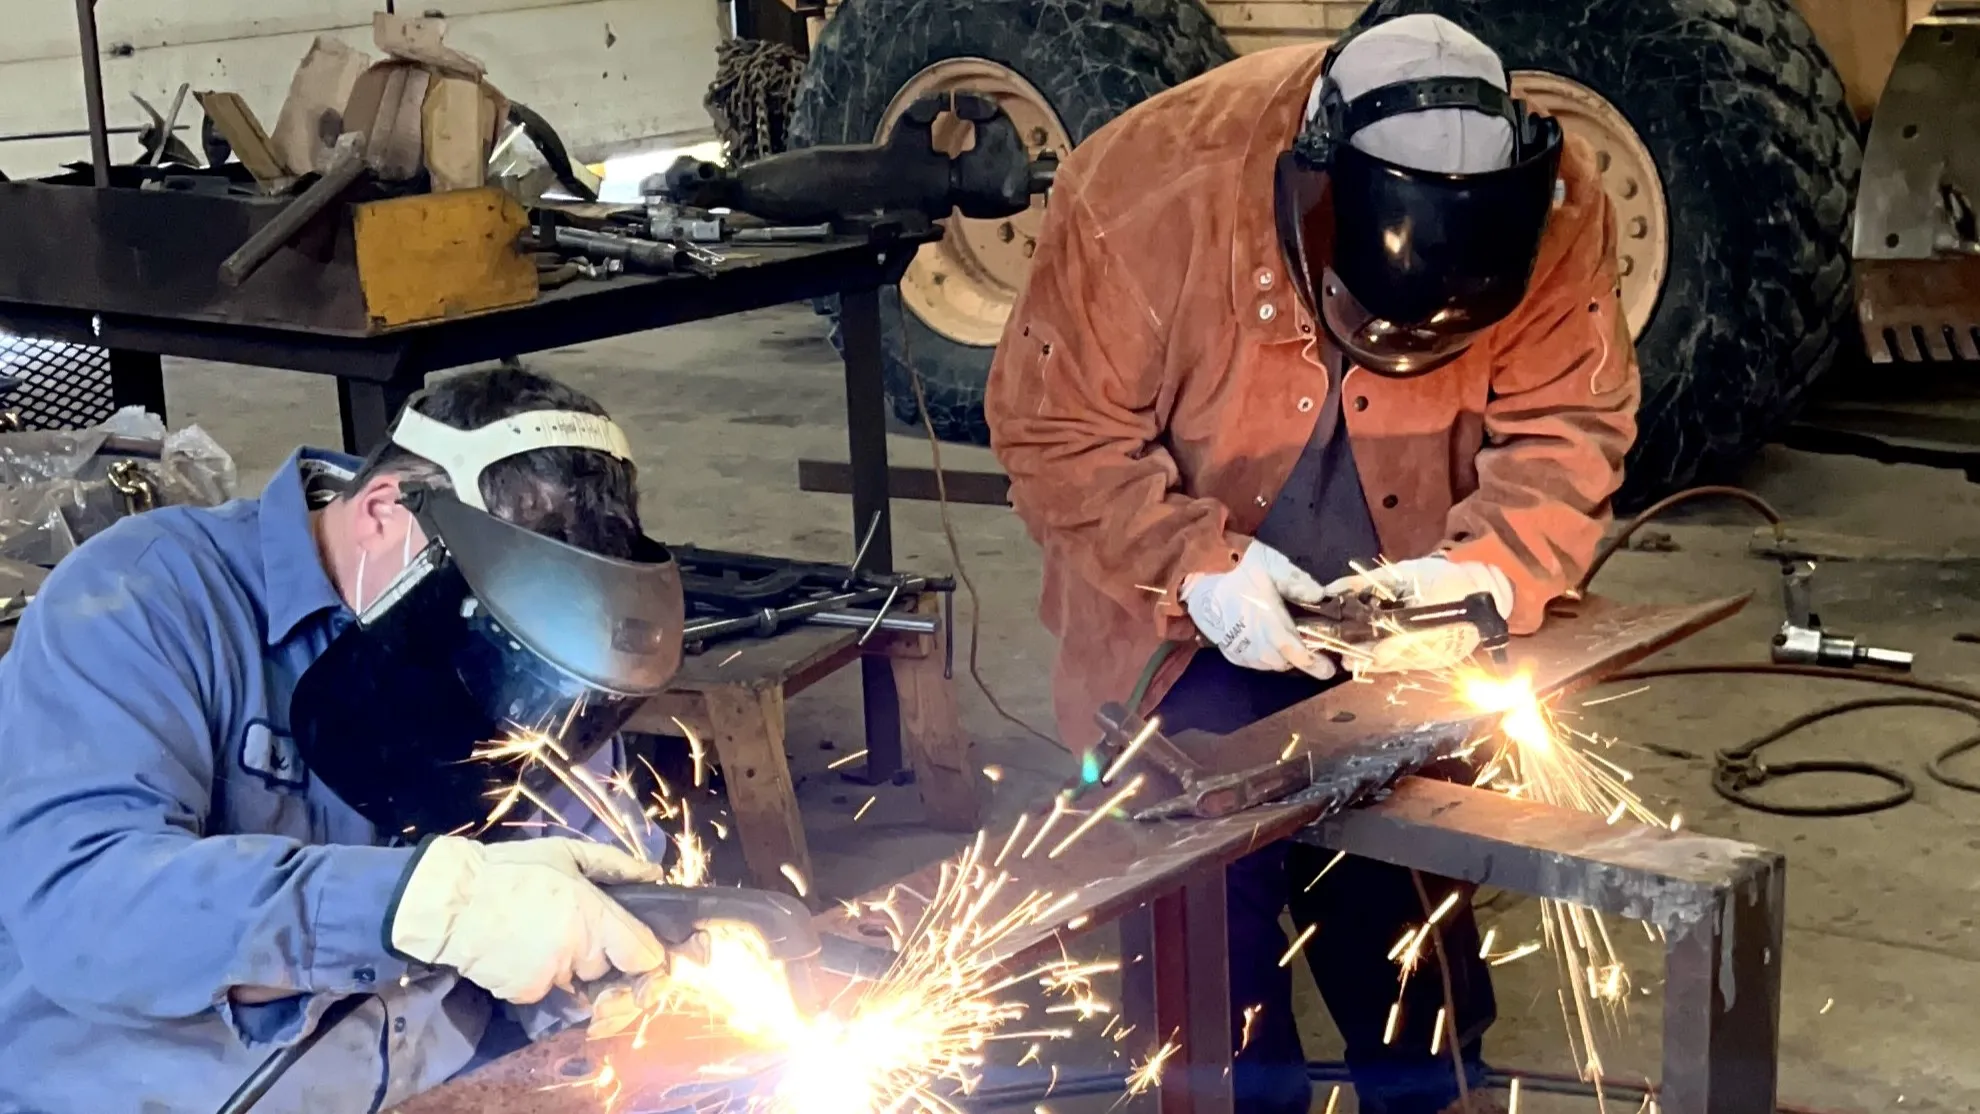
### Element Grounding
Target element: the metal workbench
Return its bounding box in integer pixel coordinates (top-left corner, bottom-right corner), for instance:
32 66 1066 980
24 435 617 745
395 594 1785 1114
0 229 935 784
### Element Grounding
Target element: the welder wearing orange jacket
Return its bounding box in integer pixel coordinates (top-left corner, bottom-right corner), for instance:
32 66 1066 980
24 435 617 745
987 13 1639 1114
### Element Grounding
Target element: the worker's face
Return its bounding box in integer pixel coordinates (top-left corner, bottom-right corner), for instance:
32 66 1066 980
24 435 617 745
344 474 431 612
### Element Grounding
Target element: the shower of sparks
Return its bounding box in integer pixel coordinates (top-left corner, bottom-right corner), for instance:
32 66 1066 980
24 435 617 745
1509 1076 1522 1114
1429 1006 1446 1056
1279 733 1302 762
1100 716 1161 784
719 650 744 668
854 796 877 822
826 749 869 771
1304 850 1346 891
1277 924 1318 968
1238 1005 1262 1053
983 765 1005 782
1479 928 1496 958
1382 1002 1401 1045
780 863 809 898
576 777 1161 1113
1123 1039 1180 1097
1450 662 1669 1096
1047 776 1145 859
674 717 710 788
1323 1085 1342 1114
1821 998 1834 1015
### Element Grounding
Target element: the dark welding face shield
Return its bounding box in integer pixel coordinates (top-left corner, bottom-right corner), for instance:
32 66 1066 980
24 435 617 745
292 402 684 839
1276 40 1565 376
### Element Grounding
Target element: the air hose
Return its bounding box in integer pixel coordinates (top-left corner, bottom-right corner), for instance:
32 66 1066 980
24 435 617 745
1577 486 1980 816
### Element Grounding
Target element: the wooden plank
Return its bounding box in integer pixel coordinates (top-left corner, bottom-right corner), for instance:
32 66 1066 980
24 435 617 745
423 74 492 191
1796 0 1909 118
193 91 291 189
702 684 812 898
1202 1 1356 33
269 35 372 177
397 593 1746 1114
891 595 980 832
1226 30 1330 55
351 186 536 328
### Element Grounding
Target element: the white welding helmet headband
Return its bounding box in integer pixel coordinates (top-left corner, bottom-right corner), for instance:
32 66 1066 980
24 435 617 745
387 402 635 511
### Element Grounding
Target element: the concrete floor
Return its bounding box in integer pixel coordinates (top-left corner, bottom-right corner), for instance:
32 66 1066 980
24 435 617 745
165 304 1980 1113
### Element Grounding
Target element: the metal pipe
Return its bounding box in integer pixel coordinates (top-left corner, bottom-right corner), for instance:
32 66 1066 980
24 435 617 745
72 0 112 186
808 609 937 635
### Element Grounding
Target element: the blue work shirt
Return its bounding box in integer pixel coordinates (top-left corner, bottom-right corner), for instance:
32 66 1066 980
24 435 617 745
0 449 653 1114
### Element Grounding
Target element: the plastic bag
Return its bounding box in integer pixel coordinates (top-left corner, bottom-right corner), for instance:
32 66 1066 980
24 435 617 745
0 408 238 567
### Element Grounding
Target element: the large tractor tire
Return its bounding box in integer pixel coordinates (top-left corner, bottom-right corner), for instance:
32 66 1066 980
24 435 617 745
788 0 1234 443
1353 0 1862 507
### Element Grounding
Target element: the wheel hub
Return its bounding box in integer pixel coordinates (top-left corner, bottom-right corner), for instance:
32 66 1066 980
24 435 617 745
1509 71 1671 340
876 58 1071 347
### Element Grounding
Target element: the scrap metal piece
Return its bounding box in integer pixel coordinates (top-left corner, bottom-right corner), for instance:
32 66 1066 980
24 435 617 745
1852 8 1980 363
1093 702 1317 821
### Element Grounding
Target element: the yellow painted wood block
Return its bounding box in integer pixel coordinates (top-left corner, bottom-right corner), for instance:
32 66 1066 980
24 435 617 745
351 186 537 330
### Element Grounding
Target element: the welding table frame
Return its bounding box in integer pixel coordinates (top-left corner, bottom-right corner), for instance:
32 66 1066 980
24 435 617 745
0 231 933 785
1103 781 1783 1114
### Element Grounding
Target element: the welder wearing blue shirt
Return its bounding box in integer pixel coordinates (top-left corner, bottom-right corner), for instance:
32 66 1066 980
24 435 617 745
0 368 690 1114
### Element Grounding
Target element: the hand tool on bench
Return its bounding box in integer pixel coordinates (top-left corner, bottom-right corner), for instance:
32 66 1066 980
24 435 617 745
1296 588 1511 675
218 133 368 288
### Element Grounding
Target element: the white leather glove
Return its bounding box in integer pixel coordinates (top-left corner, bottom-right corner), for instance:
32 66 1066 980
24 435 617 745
1182 540 1336 679
389 835 669 1005
1323 555 1515 618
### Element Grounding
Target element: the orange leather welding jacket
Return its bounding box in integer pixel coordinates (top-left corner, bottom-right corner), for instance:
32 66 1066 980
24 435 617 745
984 43 1641 750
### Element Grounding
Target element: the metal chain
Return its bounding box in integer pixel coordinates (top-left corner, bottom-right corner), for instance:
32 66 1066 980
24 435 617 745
704 38 807 165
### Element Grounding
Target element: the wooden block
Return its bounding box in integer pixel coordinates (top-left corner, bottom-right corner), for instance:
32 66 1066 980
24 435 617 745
351 186 537 329
343 62 430 181
423 75 489 192
888 595 980 831
373 11 488 79
701 685 813 901
194 91 293 191
271 35 373 177
1796 0 1908 118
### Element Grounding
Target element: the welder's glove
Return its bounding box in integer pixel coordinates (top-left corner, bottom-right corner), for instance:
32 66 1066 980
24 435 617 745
389 835 669 1005
1182 540 1336 679
1323 555 1515 618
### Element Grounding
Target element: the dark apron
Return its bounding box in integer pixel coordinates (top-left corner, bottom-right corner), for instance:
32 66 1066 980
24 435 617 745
1159 351 1381 735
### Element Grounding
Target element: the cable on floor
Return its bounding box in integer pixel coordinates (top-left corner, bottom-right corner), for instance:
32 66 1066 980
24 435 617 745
1579 486 1980 815
897 331 1060 749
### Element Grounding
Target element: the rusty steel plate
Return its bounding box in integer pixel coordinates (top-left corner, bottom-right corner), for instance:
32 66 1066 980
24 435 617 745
392 593 1746 1114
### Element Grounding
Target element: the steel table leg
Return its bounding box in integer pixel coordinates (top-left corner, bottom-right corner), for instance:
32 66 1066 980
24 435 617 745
1299 777 1785 1114
338 376 421 455
109 349 167 418
1120 869 1234 1114
837 285 903 785
1662 854 1786 1114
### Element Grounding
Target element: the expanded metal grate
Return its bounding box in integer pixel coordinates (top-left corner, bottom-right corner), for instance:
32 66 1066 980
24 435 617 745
0 335 119 431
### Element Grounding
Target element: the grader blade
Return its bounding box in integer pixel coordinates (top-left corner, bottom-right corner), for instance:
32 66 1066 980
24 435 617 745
1854 4 1980 364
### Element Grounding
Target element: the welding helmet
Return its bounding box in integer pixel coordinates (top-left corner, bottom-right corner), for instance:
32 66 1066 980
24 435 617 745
1277 16 1565 376
291 401 685 839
